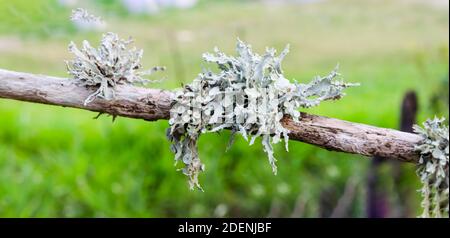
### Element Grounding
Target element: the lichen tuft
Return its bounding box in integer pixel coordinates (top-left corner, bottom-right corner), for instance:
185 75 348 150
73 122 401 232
66 32 164 105
167 39 358 190
413 117 449 218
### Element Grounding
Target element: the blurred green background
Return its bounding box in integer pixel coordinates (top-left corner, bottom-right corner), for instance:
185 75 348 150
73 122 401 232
0 0 448 217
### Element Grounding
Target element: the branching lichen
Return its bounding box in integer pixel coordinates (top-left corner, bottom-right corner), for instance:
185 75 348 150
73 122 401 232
167 39 358 190
413 117 449 218
66 32 164 105
70 8 105 30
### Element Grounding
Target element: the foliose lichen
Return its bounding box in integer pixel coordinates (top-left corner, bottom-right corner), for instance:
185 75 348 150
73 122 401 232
66 32 164 105
413 117 449 218
167 39 358 190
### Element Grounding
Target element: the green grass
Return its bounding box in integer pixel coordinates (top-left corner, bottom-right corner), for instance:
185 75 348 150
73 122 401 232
0 0 448 217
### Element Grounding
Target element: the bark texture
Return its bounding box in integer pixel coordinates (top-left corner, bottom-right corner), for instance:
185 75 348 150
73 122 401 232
0 69 423 163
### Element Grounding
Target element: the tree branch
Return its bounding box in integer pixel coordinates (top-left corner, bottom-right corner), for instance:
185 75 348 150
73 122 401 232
0 69 423 163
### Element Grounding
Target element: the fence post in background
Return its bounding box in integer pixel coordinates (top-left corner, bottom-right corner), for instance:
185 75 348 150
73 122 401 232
367 91 418 218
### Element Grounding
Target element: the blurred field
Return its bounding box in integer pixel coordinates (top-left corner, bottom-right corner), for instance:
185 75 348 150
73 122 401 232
0 0 448 217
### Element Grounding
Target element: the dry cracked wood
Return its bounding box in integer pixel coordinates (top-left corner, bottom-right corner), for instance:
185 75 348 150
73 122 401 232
0 68 423 163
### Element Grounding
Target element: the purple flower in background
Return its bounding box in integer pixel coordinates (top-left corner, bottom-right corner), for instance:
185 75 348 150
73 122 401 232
58 0 78 7
122 0 160 14
122 0 198 15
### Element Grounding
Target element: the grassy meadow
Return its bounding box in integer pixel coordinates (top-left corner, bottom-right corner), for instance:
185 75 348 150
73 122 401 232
0 0 448 217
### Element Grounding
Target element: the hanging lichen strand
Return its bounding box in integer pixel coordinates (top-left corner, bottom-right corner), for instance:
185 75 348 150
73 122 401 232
167 39 358 190
413 117 449 218
66 32 164 105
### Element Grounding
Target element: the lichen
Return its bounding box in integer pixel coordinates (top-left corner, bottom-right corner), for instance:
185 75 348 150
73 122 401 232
70 8 105 30
167 39 358 190
66 32 164 105
71 8 102 23
413 117 449 218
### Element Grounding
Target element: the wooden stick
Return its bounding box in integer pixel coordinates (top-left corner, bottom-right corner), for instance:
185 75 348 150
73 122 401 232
0 69 423 163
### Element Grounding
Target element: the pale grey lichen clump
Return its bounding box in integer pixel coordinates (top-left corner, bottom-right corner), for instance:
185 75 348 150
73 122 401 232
66 32 164 105
71 8 103 24
167 39 358 190
413 117 449 218
67 8 163 105
70 8 106 31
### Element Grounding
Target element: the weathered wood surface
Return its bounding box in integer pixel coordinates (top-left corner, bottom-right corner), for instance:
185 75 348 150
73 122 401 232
0 69 423 163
